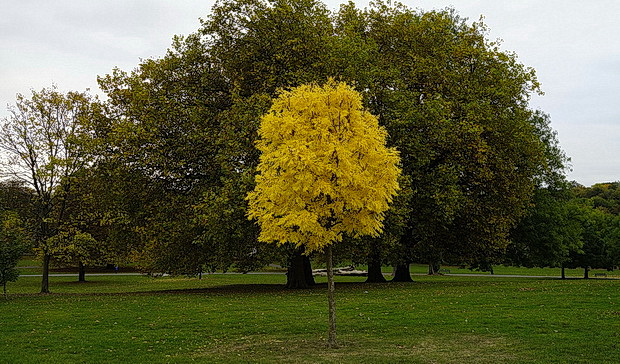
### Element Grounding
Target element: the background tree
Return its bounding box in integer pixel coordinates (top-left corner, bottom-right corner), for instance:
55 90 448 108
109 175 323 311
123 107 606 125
565 192 620 278
507 188 583 278
574 182 620 215
0 180 35 225
0 211 30 298
86 0 566 282
200 0 338 284
44 226 101 282
0 86 98 293
247 81 400 348
332 3 552 277
563 182 620 277
502 110 575 277
94 0 339 281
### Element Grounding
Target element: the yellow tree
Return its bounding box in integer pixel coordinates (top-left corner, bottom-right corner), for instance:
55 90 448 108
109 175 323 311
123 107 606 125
247 80 400 347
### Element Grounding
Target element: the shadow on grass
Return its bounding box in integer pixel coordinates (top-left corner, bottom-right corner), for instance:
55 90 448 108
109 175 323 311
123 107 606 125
10 275 586 299
10 280 422 297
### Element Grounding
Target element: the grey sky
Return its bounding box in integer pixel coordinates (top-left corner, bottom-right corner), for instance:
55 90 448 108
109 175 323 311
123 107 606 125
1 0 618 186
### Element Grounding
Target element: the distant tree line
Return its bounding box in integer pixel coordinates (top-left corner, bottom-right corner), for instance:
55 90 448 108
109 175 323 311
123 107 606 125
507 181 620 278
1 0 618 294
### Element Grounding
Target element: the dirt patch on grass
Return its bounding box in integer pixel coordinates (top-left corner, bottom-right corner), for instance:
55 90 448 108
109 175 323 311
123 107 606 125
190 334 522 363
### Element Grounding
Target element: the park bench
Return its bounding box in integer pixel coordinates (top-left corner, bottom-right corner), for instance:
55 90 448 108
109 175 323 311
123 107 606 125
594 273 607 277
438 268 451 274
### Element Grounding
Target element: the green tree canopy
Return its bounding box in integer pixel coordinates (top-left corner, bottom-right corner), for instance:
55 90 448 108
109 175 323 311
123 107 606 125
507 187 583 276
0 211 30 298
332 3 558 272
87 0 566 280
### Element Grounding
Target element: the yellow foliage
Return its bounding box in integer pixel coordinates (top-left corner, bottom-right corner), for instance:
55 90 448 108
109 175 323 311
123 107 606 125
246 80 401 252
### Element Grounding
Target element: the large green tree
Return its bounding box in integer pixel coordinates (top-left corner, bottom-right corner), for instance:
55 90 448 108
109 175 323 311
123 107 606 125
568 205 617 278
567 182 620 277
95 0 340 280
507 188 583 278
96 32 231 274
91 0 563 282
332 3 553 277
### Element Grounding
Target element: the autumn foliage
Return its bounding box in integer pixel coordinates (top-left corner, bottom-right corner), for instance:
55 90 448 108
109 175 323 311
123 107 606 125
247 80 401 252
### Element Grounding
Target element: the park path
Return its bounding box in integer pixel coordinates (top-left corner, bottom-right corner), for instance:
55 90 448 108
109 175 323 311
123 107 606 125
19 272 575 279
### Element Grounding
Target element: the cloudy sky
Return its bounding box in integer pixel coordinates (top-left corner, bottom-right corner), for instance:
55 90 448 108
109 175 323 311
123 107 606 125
1 0 618 187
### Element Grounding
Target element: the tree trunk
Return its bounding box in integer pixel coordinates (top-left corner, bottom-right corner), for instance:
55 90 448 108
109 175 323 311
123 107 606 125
303 255 315 287
584 266 589 279
428 261 440 275
391 263 413 282
365 243 386 283
561 265 566 279
78 261 86 282
286 248 315 289
40 253 51 294
326 245 337 348
366 259 387 283
3 282 6 299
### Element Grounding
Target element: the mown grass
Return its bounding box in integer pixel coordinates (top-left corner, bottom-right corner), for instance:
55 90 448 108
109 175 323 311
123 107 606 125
422 264 618 278
18 257 617 278
2 273 618 363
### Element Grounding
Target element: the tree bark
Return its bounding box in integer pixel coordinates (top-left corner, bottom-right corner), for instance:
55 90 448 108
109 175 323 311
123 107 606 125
286 248 315 289
365 243 386 283
40 253 51 294
584 266 589 279
78 261 86 282
366 259 387 283
428 261 440 275
326 245 337 348
391 263 413 282
561 265 566 280
303 255 315 287
3 282 6 299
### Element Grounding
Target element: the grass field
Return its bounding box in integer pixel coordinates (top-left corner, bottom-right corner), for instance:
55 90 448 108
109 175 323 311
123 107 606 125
17 258 618 278
2 272 618 363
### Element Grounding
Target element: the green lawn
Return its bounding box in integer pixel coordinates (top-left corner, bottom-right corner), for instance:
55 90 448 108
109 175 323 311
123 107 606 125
18 258 617 278
2 273 618 363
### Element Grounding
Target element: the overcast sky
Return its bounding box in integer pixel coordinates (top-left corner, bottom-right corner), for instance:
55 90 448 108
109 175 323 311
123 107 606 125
1 0 618 187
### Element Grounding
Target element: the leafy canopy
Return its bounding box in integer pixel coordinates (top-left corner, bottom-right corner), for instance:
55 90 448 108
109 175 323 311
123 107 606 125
247 80 400 252
0 211 30 293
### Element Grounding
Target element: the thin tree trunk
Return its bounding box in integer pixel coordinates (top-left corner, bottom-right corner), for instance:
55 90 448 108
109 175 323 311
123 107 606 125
78 261 86 282
3 282 6 299
392 263 413 282
326 245 337 348
584 266 589 279
561 265 566 279
40 253 51 294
